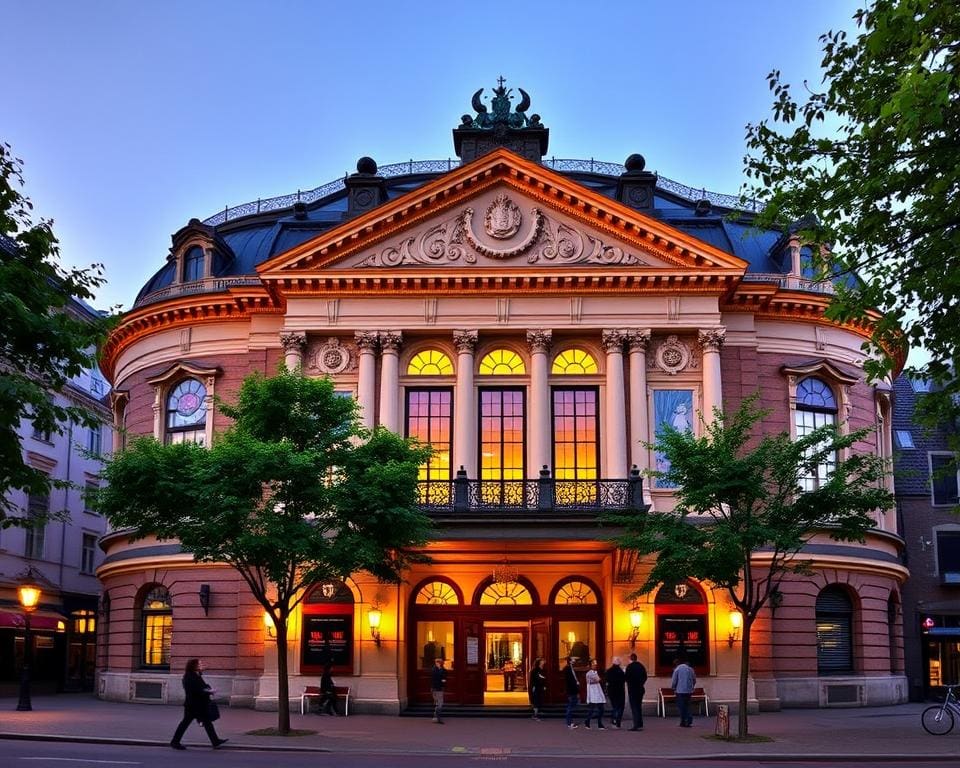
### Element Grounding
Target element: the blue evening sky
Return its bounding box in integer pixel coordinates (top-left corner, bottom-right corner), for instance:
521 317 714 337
7 1 862 313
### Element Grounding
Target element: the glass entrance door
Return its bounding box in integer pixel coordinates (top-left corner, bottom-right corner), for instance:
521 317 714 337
483 627 526 705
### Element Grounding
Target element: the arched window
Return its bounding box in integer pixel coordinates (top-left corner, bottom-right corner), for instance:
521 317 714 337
552 579 598 605
182 246 205 282
415 580 460 605
552 348 598 375
479 580 533 605
408 349 454 376
816 586 854 674
479 349 525 375
796 377 837 492
141 586 172 668
166 378 207 446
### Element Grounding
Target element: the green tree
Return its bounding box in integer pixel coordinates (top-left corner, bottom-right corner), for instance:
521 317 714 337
95 368 432 734
743 0 960 406
607 398 891 738
0 142 111 525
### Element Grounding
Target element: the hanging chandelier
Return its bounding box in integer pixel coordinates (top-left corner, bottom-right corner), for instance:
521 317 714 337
492 557 519 585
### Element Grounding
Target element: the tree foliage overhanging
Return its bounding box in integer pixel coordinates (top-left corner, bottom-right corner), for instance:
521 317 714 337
95 368 434 732
606 396 892 737
743 0 960 407
0 141 113 526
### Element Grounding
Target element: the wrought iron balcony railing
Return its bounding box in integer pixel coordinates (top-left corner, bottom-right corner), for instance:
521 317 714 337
416 467 646 516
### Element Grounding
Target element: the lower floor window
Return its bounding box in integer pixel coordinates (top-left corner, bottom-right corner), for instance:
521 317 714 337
816 586 853 674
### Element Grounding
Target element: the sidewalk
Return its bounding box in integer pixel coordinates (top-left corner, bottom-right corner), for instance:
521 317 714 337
1 696 959 761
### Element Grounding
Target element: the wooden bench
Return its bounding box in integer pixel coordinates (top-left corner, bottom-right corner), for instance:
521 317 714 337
301 684 351 716
657 686 710 718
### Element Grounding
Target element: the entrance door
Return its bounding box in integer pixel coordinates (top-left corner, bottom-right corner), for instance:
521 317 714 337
531 617 553 703
482 627 527 705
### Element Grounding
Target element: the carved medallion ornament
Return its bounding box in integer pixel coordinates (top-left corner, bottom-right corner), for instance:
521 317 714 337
306 337 356 375
652 335 692 376
358 200 648 268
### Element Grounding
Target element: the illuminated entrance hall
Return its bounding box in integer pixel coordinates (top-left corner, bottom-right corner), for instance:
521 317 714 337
96 81 907 713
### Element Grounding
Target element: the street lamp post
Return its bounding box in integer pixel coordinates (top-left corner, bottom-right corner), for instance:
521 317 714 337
16 576 42 712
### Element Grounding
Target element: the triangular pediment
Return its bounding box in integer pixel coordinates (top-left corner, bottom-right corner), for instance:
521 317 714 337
258 148 747 288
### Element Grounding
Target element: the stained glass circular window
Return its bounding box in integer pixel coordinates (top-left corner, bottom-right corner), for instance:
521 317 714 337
167 379 207 429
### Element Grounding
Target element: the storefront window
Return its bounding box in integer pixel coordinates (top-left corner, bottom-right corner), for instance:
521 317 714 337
418 621 454 670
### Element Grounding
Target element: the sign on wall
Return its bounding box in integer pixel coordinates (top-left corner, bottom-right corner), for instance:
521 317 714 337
301 615 353 668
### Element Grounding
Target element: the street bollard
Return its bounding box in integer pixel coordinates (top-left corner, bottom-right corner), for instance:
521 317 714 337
715 703 730 738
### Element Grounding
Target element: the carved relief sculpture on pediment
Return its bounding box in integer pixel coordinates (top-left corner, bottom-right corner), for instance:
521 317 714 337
648 335 698 375
358 194 649 268
306 337 356 375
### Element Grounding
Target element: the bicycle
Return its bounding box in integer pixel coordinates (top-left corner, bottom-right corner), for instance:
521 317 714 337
921 684 960 735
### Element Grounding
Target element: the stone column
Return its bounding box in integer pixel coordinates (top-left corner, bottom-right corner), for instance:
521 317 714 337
355 331 379 431
626 329 652 474
280 331 307 371
378 331 403 433
453 330 478 478
602 329 629 478
526 329 553 475
698 328 726 425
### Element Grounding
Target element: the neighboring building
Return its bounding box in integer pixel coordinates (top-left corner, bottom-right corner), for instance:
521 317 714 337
0 234 111 695
894 375 960 700
96 83 906 713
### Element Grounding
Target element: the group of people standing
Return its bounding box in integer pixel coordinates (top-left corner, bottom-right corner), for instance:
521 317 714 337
563 653 649 730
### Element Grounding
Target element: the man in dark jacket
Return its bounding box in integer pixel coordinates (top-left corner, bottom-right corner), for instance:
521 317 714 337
563 656 580 729
430 657 447 724
606 657 626 728
624 652 648 731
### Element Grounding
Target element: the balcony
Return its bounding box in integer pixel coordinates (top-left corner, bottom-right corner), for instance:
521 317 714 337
416 467 647 520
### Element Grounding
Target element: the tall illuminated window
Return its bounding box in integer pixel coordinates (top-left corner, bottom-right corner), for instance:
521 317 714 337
795 377 837 492
141 586 173 668
479 389 525 504
406 389 453 505
552 388 599 502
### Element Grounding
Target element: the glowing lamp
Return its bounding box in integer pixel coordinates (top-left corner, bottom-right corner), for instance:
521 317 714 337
727 610 743 647
368 606 382 647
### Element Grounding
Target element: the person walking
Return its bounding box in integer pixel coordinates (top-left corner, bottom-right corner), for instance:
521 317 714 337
605 656 626 728
671 654 697 727
529 657 546 720
170 658 227 750
624 652 648 731
563 656 580 729
431 657 447 724
583 658 606 729
319 662 339 716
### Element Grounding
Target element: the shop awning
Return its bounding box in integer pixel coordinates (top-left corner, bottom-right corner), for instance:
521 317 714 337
0 610 66 632
926 627 960 638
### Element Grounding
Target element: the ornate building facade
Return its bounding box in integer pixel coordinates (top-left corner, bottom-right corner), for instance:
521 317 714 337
96 85 907 713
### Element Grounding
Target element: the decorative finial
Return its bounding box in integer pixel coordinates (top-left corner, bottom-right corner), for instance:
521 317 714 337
462 78 538 130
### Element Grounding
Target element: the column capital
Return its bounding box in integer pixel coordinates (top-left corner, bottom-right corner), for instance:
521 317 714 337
453 329 479 354
355 330 379 352
526 329 553 355
625 328 652 353
280 331 307 352
601 329 628 354
697 327 726 353
379 330 403 353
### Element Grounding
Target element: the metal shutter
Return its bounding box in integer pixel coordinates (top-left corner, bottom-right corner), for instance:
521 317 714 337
816 588 853 674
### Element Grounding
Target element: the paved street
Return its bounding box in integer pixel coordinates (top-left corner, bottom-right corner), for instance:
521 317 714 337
1 696 960 763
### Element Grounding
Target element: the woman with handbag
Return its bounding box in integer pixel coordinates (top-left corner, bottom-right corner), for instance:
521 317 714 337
583 658 607 729
170 658 228 750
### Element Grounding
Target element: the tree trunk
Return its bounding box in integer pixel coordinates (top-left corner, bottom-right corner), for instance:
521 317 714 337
737 616 752 739
275 618 291 735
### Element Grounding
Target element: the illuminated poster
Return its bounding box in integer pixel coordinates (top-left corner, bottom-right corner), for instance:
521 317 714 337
653 389 694 488
301 615 352 668
656 615 707 671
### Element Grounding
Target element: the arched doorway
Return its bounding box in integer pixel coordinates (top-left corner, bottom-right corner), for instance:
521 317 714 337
301 580 354 676
407 575 603 707
653 579 709 676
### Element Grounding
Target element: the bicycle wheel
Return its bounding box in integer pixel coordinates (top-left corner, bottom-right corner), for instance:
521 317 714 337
922 704 955 735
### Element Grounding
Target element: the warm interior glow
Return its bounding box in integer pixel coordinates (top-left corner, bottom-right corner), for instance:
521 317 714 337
552 348 599 375
408 349 454 376
18 584 41 611
567 630 576 644
368 607 382 630
479 349 525 375
629 607 643 629
263 611 276 635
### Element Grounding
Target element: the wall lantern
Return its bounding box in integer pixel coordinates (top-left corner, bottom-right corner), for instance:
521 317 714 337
16 570 42 712
727 610 743 647
198 584 211 616
263 611 276 639
368 606 383 647
628 605 643 649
